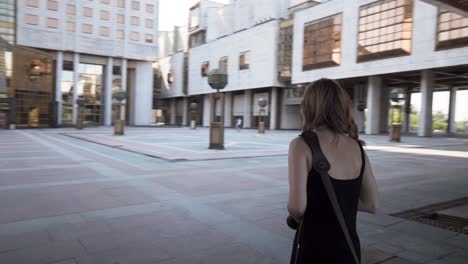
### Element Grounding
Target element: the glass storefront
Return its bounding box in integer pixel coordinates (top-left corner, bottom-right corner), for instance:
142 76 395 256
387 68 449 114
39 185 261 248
0 0 15 128
77 63 104 126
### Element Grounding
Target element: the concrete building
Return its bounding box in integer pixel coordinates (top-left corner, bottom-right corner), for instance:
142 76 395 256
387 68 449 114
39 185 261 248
159 0 468 136
9 0 159 128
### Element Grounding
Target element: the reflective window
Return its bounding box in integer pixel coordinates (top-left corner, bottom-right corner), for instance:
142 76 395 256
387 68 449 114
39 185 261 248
303 14 342 71
61 61 73 125
26 0 38 7
47 18 58 29
100 27 110 37
116 29 124 39
116 0 125 8
26 14 38 25
146 4 154 13
239 51 250 70
82 24 92 34
219 57 228 72
47 0 58 11
131 16 139 26
117 14 124 24
189 4 200 30
66 21 75 32
145 19 153 28
67 4 75 15
201 62 209 77
436 9 468 50
101 0 110 4
278 21 293 81
100 10 110 21
0 0 15 44
83 7 93 18
145 34 153 43
130 31 139 41
131 1 140 11
357 0 414 62
77 64 104 126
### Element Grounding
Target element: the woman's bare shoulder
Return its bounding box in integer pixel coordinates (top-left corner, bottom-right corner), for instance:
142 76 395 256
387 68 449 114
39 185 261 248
289 136 310 153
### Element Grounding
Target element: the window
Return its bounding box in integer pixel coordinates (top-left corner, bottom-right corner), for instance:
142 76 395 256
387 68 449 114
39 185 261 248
131 1 140 10
47 17 58 28
117 0 125 8
83 7 93 17
100 27 110 37
357 0 414 62
145 19 153 28
66 21 75 32
66 4 75 15
201 62 209 77
100 10 110 21
146 4 154 13
130 31 139 41
101 0 110 4
82 23 92 34
131 16 140 26
117 14 125 24
303 14 342 71
26 0 38 7
436 9 468 50
239 51 251 70
278 21 293 81
47 0 58 11
145 34 153 43
26 14 38 25
219 57 228 72
116 29 124 39
189 3 200 30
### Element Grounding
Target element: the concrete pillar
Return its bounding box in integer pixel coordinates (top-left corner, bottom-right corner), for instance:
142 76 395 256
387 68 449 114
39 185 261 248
182 97 188 126
104 57 113 126
270 87 278 130
244 89 252 128
380 86 390 133
448 86 458 134
169 98 176 125
55 51 63 126
366 76 382 135
353 84 365 133
418 70 434 137
121 59 127 122
403 88 412 133
72 53 80 125
224 92 232 127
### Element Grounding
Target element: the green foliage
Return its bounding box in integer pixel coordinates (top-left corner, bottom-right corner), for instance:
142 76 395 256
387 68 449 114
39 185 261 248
456 121 468 133
432 111 448 131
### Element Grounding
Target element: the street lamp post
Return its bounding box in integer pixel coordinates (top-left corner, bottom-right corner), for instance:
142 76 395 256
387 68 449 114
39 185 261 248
190 101 198 129
389 88 406 142
114 88 126 135
257 98 267 134
207 69 228 149
76 96 85 130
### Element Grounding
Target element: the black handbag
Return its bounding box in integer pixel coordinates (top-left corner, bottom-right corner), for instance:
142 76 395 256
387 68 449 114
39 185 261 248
290 131 360 264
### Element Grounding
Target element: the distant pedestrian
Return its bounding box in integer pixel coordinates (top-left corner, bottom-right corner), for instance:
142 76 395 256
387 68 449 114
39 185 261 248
236 118 242 131
287 78 379 264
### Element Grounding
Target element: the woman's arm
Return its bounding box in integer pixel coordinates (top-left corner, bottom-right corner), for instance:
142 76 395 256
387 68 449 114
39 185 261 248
358 151 379 213
288 137 311 221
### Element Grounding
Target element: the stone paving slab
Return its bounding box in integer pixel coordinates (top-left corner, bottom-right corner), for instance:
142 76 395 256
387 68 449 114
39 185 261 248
0 128 467 264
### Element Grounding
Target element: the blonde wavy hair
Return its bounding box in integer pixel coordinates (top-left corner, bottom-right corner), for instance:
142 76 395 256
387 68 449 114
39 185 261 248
301 78 360 141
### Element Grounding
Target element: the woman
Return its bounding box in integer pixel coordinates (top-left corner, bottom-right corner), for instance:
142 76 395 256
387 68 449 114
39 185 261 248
288 78 379 263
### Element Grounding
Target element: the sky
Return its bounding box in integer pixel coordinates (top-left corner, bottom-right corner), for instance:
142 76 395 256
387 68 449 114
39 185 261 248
158 0 230 31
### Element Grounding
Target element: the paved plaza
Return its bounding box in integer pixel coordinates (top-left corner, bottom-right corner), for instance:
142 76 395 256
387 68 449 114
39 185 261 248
0 127 467 264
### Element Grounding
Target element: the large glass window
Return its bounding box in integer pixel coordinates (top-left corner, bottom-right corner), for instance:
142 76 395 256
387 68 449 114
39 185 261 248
0 0 15 44
278 21 293 81
61 61 73 125
436 9 468 50
357 0 414 62
219 57 228 72
77 64 103 126
201 62 209 77
303 14 342 71
189 4 201 30
239 51 251 70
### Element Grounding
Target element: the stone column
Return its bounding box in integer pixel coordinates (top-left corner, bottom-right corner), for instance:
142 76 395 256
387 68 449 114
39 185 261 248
448 86 458 134
224 92 233 127
55 51 63 126
182 97 188 126
270 87 278 130
169 98 176 125
121 59 127 122
418 70 434 137
104 57 113 126
403 88 412 133
366 76 382 135
72 53 80 125
353 83 365 133
243 90 252 128
380 86 390 133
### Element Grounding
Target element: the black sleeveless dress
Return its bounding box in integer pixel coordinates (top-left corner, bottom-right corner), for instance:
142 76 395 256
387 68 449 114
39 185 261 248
290 132 365 264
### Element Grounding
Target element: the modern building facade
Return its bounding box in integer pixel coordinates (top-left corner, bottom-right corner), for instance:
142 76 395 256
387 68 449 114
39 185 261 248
1 0 159 128
158 0 468 136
